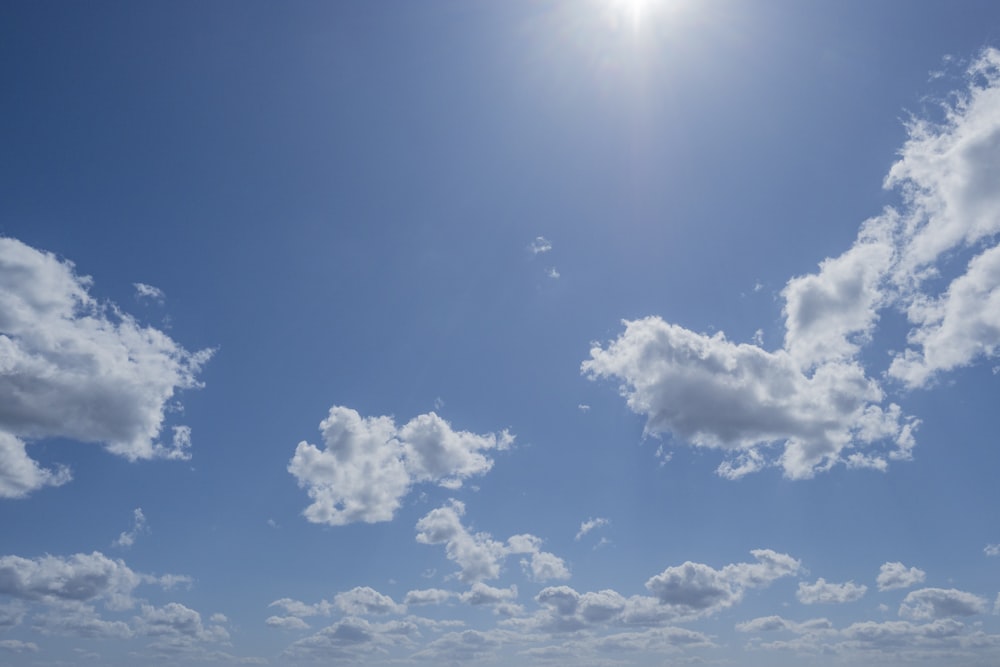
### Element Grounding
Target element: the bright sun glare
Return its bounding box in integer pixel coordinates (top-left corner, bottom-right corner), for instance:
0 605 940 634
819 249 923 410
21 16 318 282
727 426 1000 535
606 0 665 29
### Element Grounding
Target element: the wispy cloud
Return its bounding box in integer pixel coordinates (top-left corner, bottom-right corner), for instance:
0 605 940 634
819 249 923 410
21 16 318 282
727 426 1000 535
529 236 552 254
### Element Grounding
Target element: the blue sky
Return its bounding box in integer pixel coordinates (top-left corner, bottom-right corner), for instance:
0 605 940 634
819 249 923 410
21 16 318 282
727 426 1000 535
2 0 1000 664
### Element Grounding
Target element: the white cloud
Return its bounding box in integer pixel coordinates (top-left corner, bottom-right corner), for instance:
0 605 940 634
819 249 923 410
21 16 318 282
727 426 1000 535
583 49 1000 479
0 238 211 497
899 588 989 620
288 407 512 525
284 616 419 662
113 507 149 549
32 601 133 639
547 267 560 279
411 628 508 663
877 562 926 591
529 236 552 254
583 317 915 480
0 551 142 611
0 432 71 498
404 589 454 606
645 549 801 617
333 587 405 616
504 550 800 642
0 639 38 653
796 578 867 604
415 500 569 583
985 544 1000 557
133 282 165 302
266 615 311 631
575 517 610 541
459 583 518 606
134 602 229 643
415 500 507 583
268 598 332 618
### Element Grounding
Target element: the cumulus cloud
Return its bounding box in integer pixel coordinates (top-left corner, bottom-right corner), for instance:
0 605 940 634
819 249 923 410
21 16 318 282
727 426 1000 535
796 578 868 604
742 614 999 662
333 587 405 616
284 616 419 662
584 50 1000 479
404 589 454 606
459 583 518 607
899 588 989 620
877 562 926 591
268 598 332 618
645 549 801 616
265 615 311 631
288 407 512 526
415 500 569 583
583 317 916 480
503 549 800 642
0 551 143 611
134 602 229 643
0 238 211 497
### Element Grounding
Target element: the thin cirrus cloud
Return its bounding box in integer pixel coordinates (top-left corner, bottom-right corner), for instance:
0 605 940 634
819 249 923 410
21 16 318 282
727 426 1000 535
584 48 1000 480
0 238 212 498
288 407 513 526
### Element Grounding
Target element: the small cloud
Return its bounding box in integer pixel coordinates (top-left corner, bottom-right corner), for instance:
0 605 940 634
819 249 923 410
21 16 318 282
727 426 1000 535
133 282 165 302
267 519 279 528
529 237 552 255
654 445 673 466
547 267 560 279
575 517 610 541
577 404 590 413
985 544 1000 557
113 508 149 548
752 329 764 346
434 397 445 410
753 281 763 293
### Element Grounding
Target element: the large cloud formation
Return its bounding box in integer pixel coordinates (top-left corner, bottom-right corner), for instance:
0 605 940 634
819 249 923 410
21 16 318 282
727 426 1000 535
0 239 211 498
584 49 1000 479
288 407 513 525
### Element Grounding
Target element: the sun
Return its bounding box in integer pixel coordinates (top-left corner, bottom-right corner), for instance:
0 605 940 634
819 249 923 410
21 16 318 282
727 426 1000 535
605 0 665 29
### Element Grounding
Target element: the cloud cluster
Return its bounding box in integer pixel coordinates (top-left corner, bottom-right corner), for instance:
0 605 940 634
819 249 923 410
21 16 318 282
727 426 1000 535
415 500 569 583
288 407 512 525
0 550 232 659
0 238 211 498
585 49 1000 478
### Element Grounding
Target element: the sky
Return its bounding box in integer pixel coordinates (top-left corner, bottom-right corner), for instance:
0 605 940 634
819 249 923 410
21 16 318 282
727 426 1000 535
2 0 1000 665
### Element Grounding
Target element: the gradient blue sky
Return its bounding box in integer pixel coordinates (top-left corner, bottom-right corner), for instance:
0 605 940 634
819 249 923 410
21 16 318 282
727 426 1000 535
2 1 1000 665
